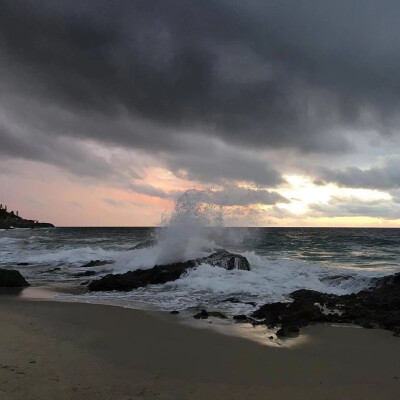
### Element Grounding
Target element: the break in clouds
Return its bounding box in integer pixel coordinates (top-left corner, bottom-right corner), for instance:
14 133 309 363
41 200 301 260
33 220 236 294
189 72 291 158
1 0 400 219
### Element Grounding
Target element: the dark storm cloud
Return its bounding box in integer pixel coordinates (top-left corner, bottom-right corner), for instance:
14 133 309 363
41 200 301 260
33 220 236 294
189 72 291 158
1 0 400 186
0 123 124 179
317 156 400 190
205 185 287 207
121 184 287 206
177 187 287 207
163 136 283 186
128 182 171 199
309 196 400 220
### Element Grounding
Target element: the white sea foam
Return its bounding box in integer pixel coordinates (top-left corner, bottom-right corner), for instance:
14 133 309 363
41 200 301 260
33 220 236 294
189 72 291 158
65 253 397 315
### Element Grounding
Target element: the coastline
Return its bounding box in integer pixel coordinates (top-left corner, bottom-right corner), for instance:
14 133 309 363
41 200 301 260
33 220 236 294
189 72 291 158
1 295 400 399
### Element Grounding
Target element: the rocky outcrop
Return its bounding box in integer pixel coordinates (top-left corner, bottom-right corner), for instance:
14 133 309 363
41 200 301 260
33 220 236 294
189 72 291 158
0 269 30 287
200 250 250 271
249 272 400 337
193 310 227 319
222 297 257 307
0 207 54 229
88 260 196 291
73 271 97 278
80 260 113 268
89 251 250 292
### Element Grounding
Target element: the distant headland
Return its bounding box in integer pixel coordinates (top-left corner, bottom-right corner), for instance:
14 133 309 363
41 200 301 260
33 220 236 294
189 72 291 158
0 204 54 229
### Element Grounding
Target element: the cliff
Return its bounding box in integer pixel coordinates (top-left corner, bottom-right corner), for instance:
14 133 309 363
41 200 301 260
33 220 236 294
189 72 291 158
0 206 54 229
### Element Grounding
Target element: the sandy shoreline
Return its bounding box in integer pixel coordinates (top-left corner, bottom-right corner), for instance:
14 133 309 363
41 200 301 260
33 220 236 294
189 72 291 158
1 295 400 399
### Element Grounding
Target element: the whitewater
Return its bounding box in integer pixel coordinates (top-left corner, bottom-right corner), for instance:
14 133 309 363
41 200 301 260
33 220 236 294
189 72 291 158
1 225 400 316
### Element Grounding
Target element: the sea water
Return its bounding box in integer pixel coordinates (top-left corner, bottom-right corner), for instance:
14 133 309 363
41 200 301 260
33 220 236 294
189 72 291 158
1 227 399 316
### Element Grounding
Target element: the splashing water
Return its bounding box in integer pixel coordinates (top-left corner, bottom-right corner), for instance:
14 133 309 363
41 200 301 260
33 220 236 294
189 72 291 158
156 189 221 264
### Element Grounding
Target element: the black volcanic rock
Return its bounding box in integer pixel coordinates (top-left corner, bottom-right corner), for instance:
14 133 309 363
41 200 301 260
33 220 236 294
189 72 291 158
200 250 250 271
222 297 257 307
0 269 30 287
250 272 400 337
193 310 227 319
88 251 250 292
276 325 300 338
80 260 113 268
89 260 196 291
73 270 97 278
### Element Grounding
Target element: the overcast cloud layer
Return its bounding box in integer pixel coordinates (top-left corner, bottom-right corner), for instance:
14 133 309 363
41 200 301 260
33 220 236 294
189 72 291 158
1 1 400 222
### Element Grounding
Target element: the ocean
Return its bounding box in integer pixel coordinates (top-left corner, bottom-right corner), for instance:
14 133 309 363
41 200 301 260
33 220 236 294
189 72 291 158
1 227 399 316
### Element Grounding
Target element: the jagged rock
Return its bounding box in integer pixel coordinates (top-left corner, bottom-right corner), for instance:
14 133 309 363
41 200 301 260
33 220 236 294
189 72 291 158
276 325 300 338
248 272 400 337
233 314 249 321
89 251 250 292
222 297 257 307
0 269 30 287
73 270 97 278
200 250 250 271
193 310 209 319
89 260 196 292
193 310 227 320
80 260 113 268
208 311 227 319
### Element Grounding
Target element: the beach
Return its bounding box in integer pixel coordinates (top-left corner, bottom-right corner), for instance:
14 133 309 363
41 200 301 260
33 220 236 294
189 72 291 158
1 295 400 400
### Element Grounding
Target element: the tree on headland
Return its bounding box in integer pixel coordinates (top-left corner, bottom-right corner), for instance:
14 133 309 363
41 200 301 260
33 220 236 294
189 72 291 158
0 203 54 228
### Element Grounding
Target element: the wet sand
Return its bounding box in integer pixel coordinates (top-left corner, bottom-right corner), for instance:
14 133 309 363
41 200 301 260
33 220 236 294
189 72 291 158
1 295 400 399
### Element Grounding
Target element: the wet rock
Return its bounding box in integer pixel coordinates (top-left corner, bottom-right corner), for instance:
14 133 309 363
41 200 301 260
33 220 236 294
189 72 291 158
73 270 97 278
393 327 400 337
232 314 259 324
89 251 250 292
17 262 30 266
193 310 209 319
0 269 30 287
80 260 112 268
89 260 196 292
233 314 249 321
248 272 400 337
222 297 257 307
200 250 250 271
208 311 227 319
170 310 180 315
276 325 300 338
193 310 227 319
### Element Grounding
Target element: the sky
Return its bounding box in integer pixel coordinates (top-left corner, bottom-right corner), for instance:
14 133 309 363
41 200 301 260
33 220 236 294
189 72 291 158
1 0 400 227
